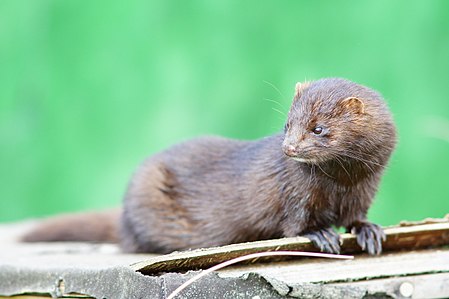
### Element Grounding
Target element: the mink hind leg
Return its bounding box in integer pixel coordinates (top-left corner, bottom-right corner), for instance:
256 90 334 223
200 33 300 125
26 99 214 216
119 191 200 253
119 162 199 254
119 199 172 253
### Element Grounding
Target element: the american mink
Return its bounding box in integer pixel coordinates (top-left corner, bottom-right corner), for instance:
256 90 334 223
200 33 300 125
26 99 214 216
23 78 397 255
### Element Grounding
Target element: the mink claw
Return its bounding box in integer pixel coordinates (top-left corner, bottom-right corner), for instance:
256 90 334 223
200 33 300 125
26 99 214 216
303 227 341 254
350 221 385 255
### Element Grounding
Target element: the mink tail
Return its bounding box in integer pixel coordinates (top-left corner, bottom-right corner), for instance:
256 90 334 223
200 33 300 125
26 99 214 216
21 209 120 243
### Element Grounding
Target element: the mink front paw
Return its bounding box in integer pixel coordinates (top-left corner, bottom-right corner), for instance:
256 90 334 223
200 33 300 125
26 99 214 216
303 227 341 254
349 221 386 255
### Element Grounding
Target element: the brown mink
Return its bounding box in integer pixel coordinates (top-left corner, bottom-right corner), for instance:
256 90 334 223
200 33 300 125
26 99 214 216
23 78 396 255
119 78 396 255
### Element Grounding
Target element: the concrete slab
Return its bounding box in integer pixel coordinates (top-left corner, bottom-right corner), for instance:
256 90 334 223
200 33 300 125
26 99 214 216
2 220 449 298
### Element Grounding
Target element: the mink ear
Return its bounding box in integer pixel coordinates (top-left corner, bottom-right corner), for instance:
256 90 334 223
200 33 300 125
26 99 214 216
294 82 310 98
340 97 365 114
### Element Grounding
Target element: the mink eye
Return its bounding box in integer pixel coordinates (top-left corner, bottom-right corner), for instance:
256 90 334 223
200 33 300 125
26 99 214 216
312 126 324 135
284 122 291 132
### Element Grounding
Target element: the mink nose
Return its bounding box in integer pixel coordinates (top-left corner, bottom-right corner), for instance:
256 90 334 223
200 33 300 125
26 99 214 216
283 144 298 157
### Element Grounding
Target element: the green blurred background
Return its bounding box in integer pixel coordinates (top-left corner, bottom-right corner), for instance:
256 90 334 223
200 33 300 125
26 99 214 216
1 1 448 226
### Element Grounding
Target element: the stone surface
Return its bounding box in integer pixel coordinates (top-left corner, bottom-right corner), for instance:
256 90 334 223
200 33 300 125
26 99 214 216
2 220 449 298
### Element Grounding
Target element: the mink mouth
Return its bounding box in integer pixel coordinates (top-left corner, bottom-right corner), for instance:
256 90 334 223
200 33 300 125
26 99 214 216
283 146 321 164
290 156 318 164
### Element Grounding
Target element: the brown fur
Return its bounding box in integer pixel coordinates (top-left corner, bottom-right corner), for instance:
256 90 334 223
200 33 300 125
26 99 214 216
22 209 120 243
23 78 397 255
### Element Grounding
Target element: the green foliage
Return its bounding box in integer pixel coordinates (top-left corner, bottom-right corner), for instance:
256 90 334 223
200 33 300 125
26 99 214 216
1 0 448 225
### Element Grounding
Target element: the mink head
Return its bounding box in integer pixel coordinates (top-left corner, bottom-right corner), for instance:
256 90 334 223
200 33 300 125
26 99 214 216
282 78 396 167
